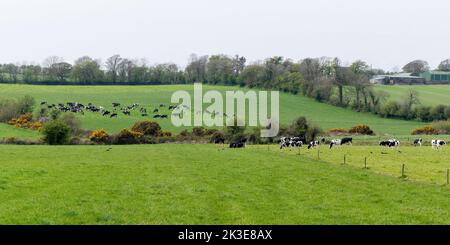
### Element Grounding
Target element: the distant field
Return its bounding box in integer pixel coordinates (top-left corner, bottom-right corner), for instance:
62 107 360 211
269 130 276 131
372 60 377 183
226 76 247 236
0 144 449 225
0 123 40 140
374 85 450 106
0 84 425 136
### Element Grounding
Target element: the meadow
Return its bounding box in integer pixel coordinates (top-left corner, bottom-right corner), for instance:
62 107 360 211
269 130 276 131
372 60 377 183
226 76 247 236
0 144 449 225
374 84 450 107
0 84 426 137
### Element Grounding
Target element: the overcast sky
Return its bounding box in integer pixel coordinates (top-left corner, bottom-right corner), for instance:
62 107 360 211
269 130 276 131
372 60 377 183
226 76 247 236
0 0 448 71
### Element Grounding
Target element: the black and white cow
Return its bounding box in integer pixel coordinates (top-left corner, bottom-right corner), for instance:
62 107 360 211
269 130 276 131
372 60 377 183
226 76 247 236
329 137 353 149
230 138 247 148
431 140 446 149
413 138 422 147
307 141 320 149
280 137 304 149
380 139 400 148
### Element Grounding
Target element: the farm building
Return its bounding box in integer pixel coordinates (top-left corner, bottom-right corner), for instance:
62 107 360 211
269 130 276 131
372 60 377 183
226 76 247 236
419 71 450 84
371 71 450 85
370 73 425 85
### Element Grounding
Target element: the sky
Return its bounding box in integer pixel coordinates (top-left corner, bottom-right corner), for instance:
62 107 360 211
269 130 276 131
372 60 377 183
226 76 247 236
0 0 449 71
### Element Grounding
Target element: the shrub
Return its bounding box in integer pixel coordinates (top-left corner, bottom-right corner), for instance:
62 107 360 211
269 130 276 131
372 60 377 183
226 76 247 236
328 128 348 134
0 96 35 122
415 106 433 122
131 121 161 136
89 129 110 143
192 127 206 137
60 113 82 135
115 129 144 144
17 95 35 115
160 131 172 137
412 126 439 135
349 125 374 135
430 105 447 121
8 113 33 128
42 120 71 145
430 120 450 134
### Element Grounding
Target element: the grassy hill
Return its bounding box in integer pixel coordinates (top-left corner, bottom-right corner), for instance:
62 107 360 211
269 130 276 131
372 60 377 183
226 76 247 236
0 144 449 224
374 85 450 107
0 84 426 136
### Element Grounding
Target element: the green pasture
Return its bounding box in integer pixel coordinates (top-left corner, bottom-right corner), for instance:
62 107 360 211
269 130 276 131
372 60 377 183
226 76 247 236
0 84 426 136
0 144 449 224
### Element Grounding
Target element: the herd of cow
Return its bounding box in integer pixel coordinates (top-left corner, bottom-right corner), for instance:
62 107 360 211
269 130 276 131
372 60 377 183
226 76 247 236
228 136 447 150
40 101 174 119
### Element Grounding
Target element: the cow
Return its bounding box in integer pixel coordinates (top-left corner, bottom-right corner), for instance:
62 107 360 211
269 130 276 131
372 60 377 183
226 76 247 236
153 109 159 113
230 138 247 148
380 139 400 148
329 137 353 149
307 141 320 149
413 138 423 147
112 103 121 107
40 101 47 105
110 113 118 118
160 115 168 119
431 140 446 149
102 111 111 116
153 115 161 118
280 137 304 149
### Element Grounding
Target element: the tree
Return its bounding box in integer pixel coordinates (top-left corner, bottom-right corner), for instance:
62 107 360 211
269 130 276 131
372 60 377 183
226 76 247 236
50 62 72 82
185 54 208 83
4 63 19 82
238 64 265 87
206 55 234 84
402 60 429 75
71 58 104 84
105 55 123 83
231 55 246 76
350 60 371 111
438 59 450 71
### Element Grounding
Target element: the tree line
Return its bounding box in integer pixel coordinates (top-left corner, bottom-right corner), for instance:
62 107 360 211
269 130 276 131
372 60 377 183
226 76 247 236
1 54 449 122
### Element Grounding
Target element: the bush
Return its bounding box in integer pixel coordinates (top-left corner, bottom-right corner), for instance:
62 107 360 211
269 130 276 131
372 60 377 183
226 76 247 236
89 129 110 143
60 113 82 135
42 120 71 145
8 113 33 128
328 128 348 135
430 105 447 121
192 127 206 137
115 129 144 144
415 106 433 122
412 126 439 135
131 121 161 136
430 120 450 134
349 125 374 135
0 96 35 123
160 131 172 137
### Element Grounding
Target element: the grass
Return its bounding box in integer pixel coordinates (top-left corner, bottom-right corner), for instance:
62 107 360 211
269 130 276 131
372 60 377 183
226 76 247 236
374 84 450 107
0 123 40 140
0 84 426 136
0 144 449 225
275 145 450 185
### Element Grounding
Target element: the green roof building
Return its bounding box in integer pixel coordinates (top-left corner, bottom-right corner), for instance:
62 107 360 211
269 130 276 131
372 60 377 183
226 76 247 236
419 71 450 84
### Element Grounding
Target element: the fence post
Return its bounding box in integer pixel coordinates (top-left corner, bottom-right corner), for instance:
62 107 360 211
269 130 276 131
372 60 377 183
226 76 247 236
447 169 449 185
364 157 367 169
401 164 405 178
317 150 320 160
343 154 346 165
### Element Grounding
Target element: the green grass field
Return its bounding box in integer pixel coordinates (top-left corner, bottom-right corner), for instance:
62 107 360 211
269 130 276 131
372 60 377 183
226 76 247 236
0 144 449 225
0 123 40 140
374 85 450 107
0 84 426 137
276 145 450 185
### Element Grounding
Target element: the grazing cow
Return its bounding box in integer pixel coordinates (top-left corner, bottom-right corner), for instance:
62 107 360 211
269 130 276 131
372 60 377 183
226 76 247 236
40 101 47 105
123 110 131 116
153 109 159 113
112 103 121 107
413 138 423 147
230 138 247 148
307 141 320 149
330 137 353 149
380 139 400 148
214 138 225 144
141 113 148 117
110 113 118 118
159 104 165 107
431 140 446 149
153 115 161 118
102 111 111 116
280 137 304 149
160 115 168 119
